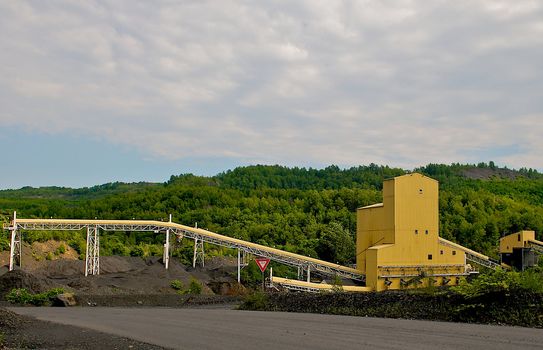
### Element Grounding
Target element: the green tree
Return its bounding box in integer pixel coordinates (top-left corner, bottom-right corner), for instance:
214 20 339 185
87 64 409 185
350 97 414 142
316 222 355 265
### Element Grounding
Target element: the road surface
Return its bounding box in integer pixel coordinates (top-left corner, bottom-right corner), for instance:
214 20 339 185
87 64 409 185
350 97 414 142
10 307 543 350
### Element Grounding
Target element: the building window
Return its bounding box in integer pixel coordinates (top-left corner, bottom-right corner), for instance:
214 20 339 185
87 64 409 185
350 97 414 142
452 251 456 255
440 250 443 255
428 254 432 260
425 230 428 235
415 229 418 234
518 234 521 242
419 189 423 194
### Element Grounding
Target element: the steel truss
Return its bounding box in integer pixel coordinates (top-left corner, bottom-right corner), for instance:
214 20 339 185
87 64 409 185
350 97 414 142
377 263 470 279
9 229 21 270
174 228 364 281
237 249 249 283
193 237 205 268
85 226 99 276
528 242 543 255
439 239 501 270
271 281 322 293
465 254 501 270
7 211 21 270
4 217 365 282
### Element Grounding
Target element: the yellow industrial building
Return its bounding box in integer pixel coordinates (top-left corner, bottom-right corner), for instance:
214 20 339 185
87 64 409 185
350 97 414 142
271 172 503 292
499 230 542 270
356 173 470 291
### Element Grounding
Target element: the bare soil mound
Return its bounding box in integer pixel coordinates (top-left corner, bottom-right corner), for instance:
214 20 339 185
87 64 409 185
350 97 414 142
0 240 79 271
461 167 520 180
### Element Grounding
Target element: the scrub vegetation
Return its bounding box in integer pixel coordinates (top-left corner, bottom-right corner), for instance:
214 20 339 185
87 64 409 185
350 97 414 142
5 287 65 306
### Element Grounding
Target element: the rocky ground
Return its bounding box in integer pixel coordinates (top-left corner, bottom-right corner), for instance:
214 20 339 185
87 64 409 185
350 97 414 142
0 307 167 349
0 241 246 305
0 249 245 349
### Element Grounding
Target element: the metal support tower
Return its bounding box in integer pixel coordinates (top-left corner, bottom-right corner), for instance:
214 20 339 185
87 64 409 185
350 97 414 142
163 214 172 270
9 211 21 271
237 248 249 283
193 237 205 268
237 249 241 283
85 226 100 276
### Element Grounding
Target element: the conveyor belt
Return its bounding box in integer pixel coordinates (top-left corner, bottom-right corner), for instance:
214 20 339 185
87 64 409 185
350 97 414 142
439 238 503 270
269 276 372 293
5 218 365 281
528 239 543 254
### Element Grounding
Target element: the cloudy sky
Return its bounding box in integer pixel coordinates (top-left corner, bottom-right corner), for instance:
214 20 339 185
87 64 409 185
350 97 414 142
1 1 542 189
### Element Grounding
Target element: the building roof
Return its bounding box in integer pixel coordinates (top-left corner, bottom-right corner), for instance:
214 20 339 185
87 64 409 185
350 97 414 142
385 172 438 183
359 203 384 210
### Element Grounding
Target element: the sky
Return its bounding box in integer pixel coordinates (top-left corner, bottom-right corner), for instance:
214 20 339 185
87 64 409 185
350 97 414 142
1 1 542 189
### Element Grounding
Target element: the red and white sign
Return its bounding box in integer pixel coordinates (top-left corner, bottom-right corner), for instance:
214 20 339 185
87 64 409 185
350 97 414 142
255 257 270 272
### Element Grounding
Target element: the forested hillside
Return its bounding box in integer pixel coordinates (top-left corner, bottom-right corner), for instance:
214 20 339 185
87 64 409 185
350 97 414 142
1 163 542 264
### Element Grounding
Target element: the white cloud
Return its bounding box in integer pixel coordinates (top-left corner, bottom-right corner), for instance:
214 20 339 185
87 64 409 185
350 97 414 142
0 0 542 172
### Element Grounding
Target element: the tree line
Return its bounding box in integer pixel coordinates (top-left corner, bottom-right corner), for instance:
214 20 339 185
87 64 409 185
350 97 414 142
1 162 542 265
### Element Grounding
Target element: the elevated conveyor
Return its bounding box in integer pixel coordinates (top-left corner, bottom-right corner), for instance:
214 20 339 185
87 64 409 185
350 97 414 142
439 238 503 270
499 231 542 270
3 217 365 282
528 239 543 255
269 275 372 293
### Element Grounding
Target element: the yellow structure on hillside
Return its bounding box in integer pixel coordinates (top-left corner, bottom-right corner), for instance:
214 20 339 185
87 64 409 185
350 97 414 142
499 230 542 270
357 173 470 291
500 230 539 254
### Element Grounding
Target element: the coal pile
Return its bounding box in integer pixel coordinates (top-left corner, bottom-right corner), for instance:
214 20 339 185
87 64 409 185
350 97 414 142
0 269 57 299
0 255 242 308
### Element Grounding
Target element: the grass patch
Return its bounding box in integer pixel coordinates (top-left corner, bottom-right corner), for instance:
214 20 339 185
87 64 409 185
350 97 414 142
6 288 65 306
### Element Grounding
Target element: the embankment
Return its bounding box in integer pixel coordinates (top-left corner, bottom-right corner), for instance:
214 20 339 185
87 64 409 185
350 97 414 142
240 290 543 328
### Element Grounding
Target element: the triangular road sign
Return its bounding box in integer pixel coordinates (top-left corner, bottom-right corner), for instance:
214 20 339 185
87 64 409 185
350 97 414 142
255 257 270 272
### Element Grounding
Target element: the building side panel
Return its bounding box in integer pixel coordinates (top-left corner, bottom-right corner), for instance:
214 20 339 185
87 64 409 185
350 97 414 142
357 206 386 272
383 180 395 235
500 230 536 253
390 174 440 266
394 174 439 236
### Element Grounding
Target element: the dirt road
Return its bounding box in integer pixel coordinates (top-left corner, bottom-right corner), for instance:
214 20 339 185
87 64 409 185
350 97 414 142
10 307 543 350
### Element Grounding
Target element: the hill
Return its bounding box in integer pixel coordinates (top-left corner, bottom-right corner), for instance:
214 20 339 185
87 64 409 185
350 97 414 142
1 162 542 264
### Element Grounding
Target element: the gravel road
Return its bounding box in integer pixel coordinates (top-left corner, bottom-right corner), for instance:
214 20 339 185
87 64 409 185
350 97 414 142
10 307 543 350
